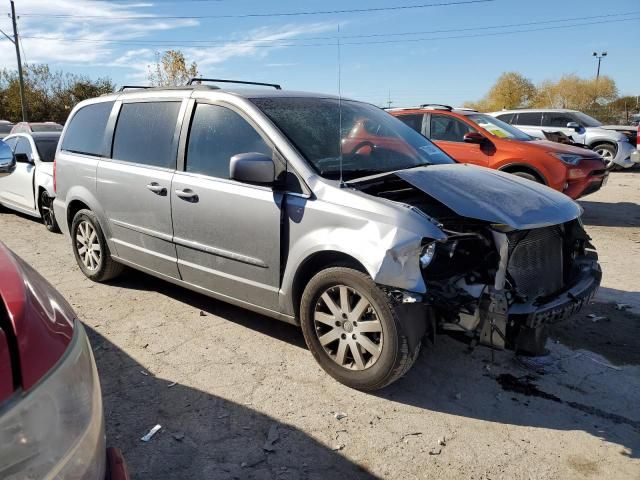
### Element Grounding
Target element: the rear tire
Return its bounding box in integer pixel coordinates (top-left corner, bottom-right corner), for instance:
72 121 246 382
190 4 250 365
39 190 60 233
71 209 123 282
300 267 420 391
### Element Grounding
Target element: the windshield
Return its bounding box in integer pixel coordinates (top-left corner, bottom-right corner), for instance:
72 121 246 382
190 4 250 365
572 112 602 128
34 138 59 162
468 114 532 140
251 97 454 180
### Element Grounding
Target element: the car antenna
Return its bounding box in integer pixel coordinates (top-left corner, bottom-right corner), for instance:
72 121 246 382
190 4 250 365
337 23 345 188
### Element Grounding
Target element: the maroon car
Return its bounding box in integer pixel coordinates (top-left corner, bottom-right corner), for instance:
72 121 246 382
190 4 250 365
0 242 128 479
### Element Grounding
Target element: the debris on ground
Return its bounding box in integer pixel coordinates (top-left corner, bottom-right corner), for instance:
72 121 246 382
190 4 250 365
454 392 462 400
615 303 631 311
172 432 185 442
263 423 280 452
429 448 442 455
587 313 608 322
334 412 348 420
438 437 447 446
332 444 345 451
140 370 150 376
199 310 207 316
217 413 230 419
141 424 162 442
401 432 423 443
516 354 560 374
167 381 177 388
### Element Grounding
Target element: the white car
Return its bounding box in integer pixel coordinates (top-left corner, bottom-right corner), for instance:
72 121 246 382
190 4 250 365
0 132 60 231
489 109 639 170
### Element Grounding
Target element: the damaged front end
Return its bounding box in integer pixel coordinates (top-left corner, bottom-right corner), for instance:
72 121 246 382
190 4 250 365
355 165 602 356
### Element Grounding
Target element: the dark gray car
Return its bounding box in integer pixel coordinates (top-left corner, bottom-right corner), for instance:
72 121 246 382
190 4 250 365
53 82 601 390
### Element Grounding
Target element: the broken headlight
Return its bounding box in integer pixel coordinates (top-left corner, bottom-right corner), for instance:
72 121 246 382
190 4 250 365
420 242 437 268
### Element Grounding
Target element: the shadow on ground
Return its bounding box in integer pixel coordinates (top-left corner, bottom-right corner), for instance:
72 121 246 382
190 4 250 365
579 199 640 228
105 269 640 464
88 325 376 480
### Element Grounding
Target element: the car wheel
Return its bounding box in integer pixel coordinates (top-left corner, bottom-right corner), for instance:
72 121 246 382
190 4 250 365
593 144 616 170
71 209 123 282
300 267 420 391
39 190 60 233
511 171 541 183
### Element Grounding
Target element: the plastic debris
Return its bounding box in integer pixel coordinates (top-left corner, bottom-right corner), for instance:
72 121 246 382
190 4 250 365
401 432 422 443
334 412 348 420
167 381 177 388
438 437 447 446
615 303 631 311
140 370 149 376
332 444 345 451
141 424 161 442
587 314 607 322
429 448 442 455
263 423 280 452
172 432 185 442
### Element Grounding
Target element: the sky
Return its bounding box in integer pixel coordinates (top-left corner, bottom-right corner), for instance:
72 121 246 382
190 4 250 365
0 0 639 108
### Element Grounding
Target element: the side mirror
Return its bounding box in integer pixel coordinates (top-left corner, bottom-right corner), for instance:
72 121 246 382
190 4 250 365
0 140 16 177
463 132 485 144
567 122 581 131
15 153 31 164
230 152 275 185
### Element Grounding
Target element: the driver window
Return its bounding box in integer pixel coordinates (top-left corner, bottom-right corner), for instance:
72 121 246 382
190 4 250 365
545 113 577 128
14 138 33 161
430 115 473 142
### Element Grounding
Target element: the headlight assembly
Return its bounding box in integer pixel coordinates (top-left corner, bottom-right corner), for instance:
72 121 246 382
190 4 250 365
551 152 582 165
420 242 437 268
0 322 105 480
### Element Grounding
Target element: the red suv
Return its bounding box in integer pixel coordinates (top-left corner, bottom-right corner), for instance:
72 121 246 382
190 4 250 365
0 242 128 479
391 105 608 199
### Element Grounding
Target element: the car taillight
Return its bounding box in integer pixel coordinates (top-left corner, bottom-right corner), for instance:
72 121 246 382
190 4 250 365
53 158 56 193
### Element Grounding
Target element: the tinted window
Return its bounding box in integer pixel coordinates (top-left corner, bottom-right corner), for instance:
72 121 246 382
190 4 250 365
61 102 114 156
543 112 576 127
514 112 542 126
34 136 60 162
0 124 12 134
495 113 514 124
113 101 181 169
14 138 32 160
186 104 271 179
429 115 474 142
30 124 63 132
397 114 424 133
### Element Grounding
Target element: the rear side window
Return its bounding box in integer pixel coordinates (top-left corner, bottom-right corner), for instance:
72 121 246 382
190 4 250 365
112 101 181 169
35 137 60 162
514 112 542 126
186 104 271 179
543 112 575 127
396 114 424 133
495 113 514 124
61 102 114 156
429 115 474 142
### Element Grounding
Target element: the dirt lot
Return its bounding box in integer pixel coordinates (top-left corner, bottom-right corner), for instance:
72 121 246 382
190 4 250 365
1 171 639 479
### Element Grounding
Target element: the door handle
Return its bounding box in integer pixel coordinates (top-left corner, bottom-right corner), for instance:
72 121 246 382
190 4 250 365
146 182 167 195
175 188 198 202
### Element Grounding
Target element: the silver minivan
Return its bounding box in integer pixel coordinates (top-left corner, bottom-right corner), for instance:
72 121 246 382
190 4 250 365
53 81 601 390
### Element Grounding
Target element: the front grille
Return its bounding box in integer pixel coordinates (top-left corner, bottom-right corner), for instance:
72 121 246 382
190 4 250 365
507 227 564 300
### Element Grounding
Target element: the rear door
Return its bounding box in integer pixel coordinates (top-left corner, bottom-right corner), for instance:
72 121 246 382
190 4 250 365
512 112 544 139
171 101 283 311
96 99 185 278
0 137 36 211
427 114 491 167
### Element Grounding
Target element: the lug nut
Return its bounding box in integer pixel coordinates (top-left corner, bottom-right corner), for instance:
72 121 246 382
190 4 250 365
341 333 347 340
352 334 356 340
335 321 342 327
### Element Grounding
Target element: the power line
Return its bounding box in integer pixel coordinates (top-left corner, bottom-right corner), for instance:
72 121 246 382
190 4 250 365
20 11 640 46
15 0 495 20
19 15 640 49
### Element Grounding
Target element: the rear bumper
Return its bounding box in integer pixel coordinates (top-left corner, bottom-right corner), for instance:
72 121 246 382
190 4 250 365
613 142 637 168
631 148 640 165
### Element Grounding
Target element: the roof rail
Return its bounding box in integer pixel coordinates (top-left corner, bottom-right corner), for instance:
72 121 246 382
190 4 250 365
419 103 453 111
118 85 152 92
188 77 282 90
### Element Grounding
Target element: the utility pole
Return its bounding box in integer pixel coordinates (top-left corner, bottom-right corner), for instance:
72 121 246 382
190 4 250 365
592 51 607 81
386 90 393 109
8 0 27 121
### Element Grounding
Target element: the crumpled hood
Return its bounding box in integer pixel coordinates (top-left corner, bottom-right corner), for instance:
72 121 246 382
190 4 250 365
396 164 582 230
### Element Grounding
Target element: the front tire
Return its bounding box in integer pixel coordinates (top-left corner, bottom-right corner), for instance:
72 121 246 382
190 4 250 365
39 190 60 233
592 143 616 170
510 171 541 183
300 267 420 391
71 209 123 282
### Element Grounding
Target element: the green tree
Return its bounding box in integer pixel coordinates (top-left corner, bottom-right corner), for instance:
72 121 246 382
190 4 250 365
147 50 198 87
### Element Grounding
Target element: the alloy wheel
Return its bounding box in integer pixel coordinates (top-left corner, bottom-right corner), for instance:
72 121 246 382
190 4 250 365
595 147 614 169
40 191 55 228
75 220 101 271
313 285 383 371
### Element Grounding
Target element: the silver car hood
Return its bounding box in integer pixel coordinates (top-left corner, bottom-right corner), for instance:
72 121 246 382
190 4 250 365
395 164 582 230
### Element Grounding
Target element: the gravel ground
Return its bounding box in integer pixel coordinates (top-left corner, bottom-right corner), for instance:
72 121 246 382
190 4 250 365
0 171 639 479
